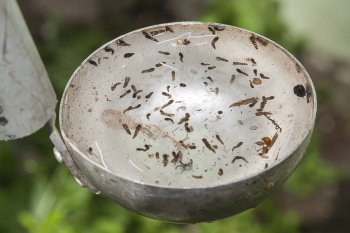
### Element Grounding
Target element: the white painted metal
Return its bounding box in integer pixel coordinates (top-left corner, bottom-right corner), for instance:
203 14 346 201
0 0 57 141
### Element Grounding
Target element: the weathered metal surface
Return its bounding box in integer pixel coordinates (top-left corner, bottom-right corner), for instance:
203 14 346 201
59 22 316 222
45 117 100 194
0 0 57 141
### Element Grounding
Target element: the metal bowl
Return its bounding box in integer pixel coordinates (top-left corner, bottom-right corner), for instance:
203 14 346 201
59 22 316 223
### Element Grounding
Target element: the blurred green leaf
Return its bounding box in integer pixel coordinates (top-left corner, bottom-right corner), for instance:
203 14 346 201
285 132 344 197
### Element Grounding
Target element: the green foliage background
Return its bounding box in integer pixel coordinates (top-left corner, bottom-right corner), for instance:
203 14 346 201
0 0 344 232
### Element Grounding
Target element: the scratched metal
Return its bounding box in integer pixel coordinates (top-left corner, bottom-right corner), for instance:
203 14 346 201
60 22 316 222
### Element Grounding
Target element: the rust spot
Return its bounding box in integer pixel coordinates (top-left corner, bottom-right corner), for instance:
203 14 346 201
201 62 210 66
265 181 274 190
101 109 132 129
208 66 216 70
192 175 203 179
146 113 151 120
253 69 258 76
156 152 160 159
179 83 187 87
171 71 175 81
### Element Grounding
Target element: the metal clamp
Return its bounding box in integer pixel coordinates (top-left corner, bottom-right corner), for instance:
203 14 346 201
45 115 100 194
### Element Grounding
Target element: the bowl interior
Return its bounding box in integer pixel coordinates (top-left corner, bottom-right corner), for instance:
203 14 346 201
60 22 315 188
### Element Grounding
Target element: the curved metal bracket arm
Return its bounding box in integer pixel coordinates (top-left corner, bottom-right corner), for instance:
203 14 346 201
45 115 100 194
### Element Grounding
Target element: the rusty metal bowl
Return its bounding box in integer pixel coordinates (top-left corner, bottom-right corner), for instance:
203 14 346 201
59 22 316 223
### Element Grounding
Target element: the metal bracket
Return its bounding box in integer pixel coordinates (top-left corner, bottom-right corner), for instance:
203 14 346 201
45 115 100 194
